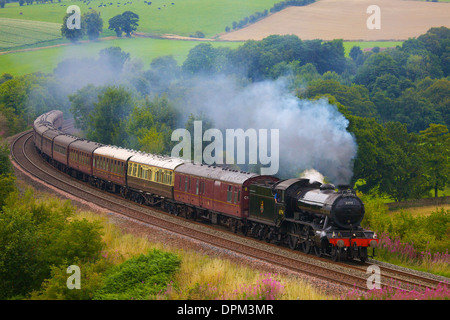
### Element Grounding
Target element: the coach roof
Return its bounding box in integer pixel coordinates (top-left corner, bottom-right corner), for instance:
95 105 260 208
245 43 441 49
53 134 79 146
94 145 140 162
175 162 258 185
70 139 103 154
129 153 186 170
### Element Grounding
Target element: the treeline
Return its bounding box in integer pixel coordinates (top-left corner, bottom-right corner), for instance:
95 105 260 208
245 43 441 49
226 0 315 32
269 0 315 13
1 28 449 202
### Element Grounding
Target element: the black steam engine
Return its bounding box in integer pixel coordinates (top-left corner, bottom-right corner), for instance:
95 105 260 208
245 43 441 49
247 178 378 262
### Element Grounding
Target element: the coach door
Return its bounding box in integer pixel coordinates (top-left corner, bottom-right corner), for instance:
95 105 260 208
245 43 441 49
198 179 205 208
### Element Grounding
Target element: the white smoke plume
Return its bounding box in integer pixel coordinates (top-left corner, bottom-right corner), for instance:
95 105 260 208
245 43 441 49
300 169 325 184
174 75 357 185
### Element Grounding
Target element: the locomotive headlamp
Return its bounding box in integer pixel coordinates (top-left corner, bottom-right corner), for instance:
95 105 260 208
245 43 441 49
373 233 378 239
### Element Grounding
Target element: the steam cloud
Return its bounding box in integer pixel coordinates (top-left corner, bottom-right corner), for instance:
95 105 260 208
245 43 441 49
49 48 357 184
175 75 357 185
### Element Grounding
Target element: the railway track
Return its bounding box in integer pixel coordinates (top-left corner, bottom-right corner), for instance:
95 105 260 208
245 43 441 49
10 125 449 296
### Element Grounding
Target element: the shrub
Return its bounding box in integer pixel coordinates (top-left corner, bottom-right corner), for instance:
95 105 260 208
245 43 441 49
94 249 181 300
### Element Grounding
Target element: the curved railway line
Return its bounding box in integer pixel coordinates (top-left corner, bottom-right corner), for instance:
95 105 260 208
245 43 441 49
10 123 449 296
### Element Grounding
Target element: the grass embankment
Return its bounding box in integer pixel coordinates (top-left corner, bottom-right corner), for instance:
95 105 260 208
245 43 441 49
74 210 330 300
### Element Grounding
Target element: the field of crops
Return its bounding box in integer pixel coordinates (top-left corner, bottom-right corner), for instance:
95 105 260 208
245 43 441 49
0 18 62 50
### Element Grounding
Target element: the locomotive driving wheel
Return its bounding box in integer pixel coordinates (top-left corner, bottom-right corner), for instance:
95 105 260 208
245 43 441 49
331 246 341 262
300 226 311 254
314 246 323 258
287 224 299 250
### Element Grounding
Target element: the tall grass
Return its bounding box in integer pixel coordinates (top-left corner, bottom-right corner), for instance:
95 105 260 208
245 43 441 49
76 210 330 300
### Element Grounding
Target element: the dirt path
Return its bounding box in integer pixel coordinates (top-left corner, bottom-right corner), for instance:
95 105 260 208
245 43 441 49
219 0 450 41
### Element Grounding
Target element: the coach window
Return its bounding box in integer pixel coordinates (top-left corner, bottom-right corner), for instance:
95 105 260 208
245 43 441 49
185 177 188 192
128 164 132 175
196 179 199 195
227 185 232 203
233 187 238 204
237 189 241 203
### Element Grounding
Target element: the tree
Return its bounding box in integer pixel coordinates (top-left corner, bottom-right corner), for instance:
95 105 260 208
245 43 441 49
87 86 134 146
69 84 103 131
108 11 139 38
0 143 15 210
419 124 450 198
381 122 428 201
98 46 130 72
83 10 103 40
121 11 139 37
108 14 124 37
61 12 86 42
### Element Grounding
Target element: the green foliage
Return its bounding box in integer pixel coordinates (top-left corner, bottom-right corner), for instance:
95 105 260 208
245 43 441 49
0 143 16 210
361 195 450 255
125 94 178 154
0 73 69 135
419 124 450 197
69 84 103 132
61 12 86 43
86 85 134 146
108 11 139 38
94 249 181 300
30 258 112 300
83 10 103 41
0 190 105 299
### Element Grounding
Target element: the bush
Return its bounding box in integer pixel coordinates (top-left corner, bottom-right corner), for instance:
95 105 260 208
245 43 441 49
0 190 105 299
94 249 181 300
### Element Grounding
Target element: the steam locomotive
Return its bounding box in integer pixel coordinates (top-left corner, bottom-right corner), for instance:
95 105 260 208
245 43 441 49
33 110 378 262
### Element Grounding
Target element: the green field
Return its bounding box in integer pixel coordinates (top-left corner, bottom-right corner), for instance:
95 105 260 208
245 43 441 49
0 0 281 38
0 18 62 50
0 37 242 75
342 41 403 56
